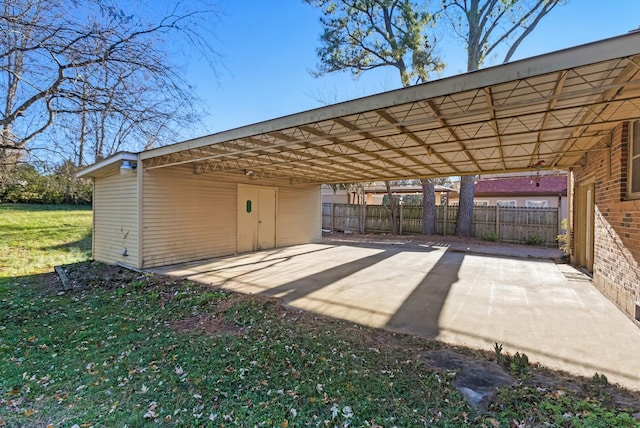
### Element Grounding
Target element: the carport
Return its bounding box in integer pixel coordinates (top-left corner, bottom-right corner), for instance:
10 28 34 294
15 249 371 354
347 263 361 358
80 31 640 272
80 32 640 387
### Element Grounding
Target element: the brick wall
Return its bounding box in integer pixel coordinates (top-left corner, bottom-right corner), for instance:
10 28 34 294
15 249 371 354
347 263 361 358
572 123 640 326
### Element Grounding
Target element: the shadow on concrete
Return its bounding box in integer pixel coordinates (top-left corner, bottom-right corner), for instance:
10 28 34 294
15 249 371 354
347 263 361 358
159 241 462 339
385 250 464 338
257 243 462 339
260 247 400 303
157 244 338 285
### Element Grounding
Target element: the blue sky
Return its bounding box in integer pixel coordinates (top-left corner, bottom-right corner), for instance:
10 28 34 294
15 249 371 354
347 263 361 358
184 0 640 138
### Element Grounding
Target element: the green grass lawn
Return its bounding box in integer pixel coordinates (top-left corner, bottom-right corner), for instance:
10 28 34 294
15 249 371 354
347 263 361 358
1 204 639 427
0 204 92 278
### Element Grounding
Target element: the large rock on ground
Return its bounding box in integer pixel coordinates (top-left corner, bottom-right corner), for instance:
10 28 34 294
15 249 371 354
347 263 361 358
421 349 515 413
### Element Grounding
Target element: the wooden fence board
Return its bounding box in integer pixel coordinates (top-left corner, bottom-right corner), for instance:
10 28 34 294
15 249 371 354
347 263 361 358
322 203 559 247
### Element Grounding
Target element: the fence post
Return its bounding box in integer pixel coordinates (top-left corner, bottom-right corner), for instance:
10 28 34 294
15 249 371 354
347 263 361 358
331 203 335 232
399 203 404 235
496 205 500 240
443 203 448 236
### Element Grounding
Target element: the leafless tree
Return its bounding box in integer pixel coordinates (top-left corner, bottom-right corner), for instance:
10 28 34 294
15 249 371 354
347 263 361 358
442 0 563 236
0 0 219 166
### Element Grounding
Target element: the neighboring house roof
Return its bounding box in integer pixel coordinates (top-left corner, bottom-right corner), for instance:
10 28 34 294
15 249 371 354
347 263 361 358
363 184 458 194
474 175 567 196
321 183 457 195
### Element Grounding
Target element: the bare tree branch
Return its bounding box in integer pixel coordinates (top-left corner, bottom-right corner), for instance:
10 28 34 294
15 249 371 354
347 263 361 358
440 0 565 236
0 0 219 165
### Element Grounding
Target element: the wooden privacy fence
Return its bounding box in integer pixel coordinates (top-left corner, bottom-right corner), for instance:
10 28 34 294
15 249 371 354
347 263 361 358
322 203 561 247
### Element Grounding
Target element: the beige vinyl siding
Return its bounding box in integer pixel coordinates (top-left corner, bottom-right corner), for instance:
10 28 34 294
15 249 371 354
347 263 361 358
277 184 322 247
93 171 139 267
142 166 236 267
141 165 321 268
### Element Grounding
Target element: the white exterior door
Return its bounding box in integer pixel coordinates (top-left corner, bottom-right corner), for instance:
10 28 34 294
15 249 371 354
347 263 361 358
237 185 277 253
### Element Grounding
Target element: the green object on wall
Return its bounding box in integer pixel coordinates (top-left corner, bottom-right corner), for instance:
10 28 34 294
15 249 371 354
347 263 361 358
246 200 252 213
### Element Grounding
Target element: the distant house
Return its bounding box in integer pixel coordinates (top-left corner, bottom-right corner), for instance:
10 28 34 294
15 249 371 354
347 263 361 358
448 175 568 220
321 183 457 205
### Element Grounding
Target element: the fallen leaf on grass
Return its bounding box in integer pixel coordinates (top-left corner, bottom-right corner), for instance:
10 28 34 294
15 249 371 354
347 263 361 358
485 417 500 427
144 401 158 419
144 409 157 419
342 406 353 418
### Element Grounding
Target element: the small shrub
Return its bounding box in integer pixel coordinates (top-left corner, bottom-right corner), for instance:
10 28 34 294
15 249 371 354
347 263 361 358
494 342 504 364
525 232 545 246
482 232 499 242
556 218 569 254
510 352 530 377
494 342 530 378
592 372 609 387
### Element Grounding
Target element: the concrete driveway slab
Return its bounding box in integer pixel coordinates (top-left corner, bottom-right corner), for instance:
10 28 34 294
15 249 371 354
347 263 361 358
153 239 640 390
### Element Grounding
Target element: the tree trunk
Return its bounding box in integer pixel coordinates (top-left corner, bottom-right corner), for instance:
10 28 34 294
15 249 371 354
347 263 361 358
384 180 398 235
359 188 366 234
421 178 435 235
455 175 475 237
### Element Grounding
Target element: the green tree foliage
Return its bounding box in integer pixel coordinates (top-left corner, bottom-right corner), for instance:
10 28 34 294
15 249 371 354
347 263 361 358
306 0 444 234
307 0 444 87
0 162 91 204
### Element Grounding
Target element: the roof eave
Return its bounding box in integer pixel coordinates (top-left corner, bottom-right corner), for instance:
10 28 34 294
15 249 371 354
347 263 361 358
76 152 138 178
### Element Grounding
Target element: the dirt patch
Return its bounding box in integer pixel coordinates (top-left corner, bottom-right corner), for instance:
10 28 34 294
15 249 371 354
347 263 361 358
168 314 242 337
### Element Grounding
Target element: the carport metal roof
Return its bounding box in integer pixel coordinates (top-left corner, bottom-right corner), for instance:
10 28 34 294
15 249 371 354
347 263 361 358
140 32 640 184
